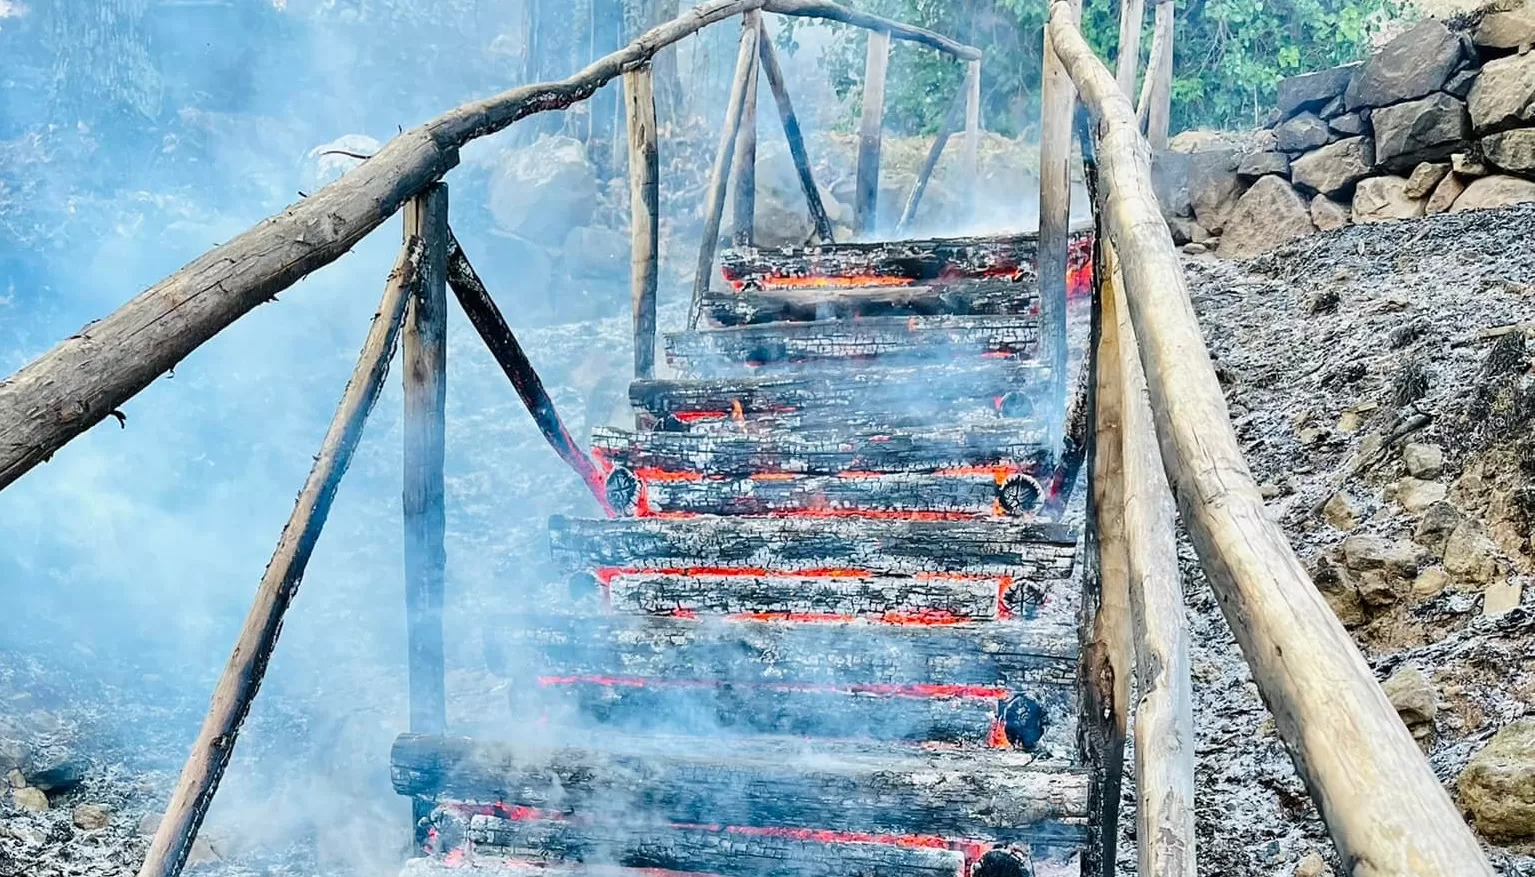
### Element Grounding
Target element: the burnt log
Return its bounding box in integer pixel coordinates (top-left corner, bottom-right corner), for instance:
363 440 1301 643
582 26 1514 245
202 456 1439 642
390 733 1089 843
482 615 1078 689
628 469 1047 518
548 515 1078 576
699 279 1037 326
602 568 1007 619
664 316 1039 376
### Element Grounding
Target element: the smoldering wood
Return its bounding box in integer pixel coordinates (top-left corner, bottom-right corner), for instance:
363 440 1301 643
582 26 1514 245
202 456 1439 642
1047 4 1495 873
590 424 1052 476
390 733 1089 842
896 84 968 234
853 28 891 237
624 67 661 380
446 231 612 513
628 468 1045 518
699 279 1037 325
1040 332 1095 520
547 514 1078 576
462 814 969 877
482 615 1079 689
688 18 760 330
136 235 425 877
757 19 837 244
602 568 1007 619
730 11 761 248
664 315 1040 376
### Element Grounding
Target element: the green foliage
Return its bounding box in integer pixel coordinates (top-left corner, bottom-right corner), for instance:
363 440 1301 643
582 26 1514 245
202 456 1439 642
787 0 1408 136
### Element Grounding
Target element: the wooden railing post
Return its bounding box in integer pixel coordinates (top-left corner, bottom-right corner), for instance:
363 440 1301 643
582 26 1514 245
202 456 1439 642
1115 0 1145 99
624 67 660 379
853 28 891 237
732 11 762 248
963 58 981 215
402 183 448 842
1038 0 1080 448
1137 0 1173 149
757 18 837 244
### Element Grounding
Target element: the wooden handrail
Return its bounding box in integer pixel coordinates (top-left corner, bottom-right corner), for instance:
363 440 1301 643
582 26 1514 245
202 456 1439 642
764 0 980 59
1047 3 1495 874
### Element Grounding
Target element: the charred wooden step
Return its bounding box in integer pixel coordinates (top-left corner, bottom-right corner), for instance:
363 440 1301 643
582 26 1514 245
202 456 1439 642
699 279 1036 326
601 568 1007 620
591 425 1052 478
391 733 1090 844
482 615 1078 690
548 515 1078 578
623 468 1047 519
664 316 1038 376
630 361 1048 431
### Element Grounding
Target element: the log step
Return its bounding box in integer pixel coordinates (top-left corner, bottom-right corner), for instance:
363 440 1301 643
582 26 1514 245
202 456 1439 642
664 316 1039 377
597 568 1010 620
391 733 1090 844
548 515 1078 577
698 279 1036 326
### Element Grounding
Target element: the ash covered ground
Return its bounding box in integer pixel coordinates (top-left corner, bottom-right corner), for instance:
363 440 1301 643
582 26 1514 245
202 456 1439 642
4 205 1535 876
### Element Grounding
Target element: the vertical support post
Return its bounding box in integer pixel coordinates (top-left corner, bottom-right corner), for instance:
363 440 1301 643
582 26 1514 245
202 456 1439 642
731 11 761 248
1038 0 1080 448
897 84 967 234
853 28 891 238
625 67 660 381
1145 0 1174 150
1115 0 1146 99
758 19 837 244
402 183 448 841
962 58 981 216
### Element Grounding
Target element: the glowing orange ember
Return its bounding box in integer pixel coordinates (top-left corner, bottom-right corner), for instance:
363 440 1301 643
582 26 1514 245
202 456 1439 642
537 674 1011 700
750 274 914 291
730 398 746 424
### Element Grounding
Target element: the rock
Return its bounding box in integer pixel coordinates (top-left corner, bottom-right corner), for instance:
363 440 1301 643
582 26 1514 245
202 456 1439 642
1310 554 1365 626
1356 569 1408 606
1453 151 1491 177
1278 64 1358 116
1167 216 1210 244
1382 665 1438 741
1451 174 1535 210
1371 92 1471 171
1396 477 1449 513
1218 176 1315 258
1459 719 1535 839
1152 149 1194 218
1237 150 1292 179
1475 2 1535 51
1168 129 1231 152
24 754 85 793
1403 162 1451 199
137 810 163 836
0 738 29 773
7 768 23 789
1447 69 1481 101
12 786 47 812
1323 492 1362 531
1305 287 1341 314
72 803 110 830
1328 112 1365 136
561 225 628 281
1426 171 1469 213
1483 128 1535 174
487 135 598 246
1188 148 1244 232
1468 51 1535 133
1413 566 1451 599
1182 242 1209 255
1484 578 1523 614
1310 194 1351 230
188 835 222 866
1290 136 1375 196
1341 535 1420 578
1444 521 1499 583
1415 500 1463 554
1353 175 1426 223
1345 19 1464 110
1276 112 1331 152
1402 442 1445 478
1295 851 1333 877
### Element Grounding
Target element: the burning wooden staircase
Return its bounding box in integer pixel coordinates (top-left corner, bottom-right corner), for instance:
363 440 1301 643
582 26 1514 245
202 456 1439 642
393 229 1099 877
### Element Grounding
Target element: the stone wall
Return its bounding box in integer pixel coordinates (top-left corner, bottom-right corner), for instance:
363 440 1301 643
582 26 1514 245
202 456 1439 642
1158 1 1535 258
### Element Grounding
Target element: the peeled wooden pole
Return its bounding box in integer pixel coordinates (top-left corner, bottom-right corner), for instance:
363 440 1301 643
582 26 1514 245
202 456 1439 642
624 67 661 379
896 82 967 234
765 0 980 59
757 20 836 244
1136 0 1173 149
1114 0 1145 98
731 12 761 248
1046 5 1495 873
853 29 891 237
136 236 426 877
687 16 761 329
1038 0 1080 451
962 58 981 210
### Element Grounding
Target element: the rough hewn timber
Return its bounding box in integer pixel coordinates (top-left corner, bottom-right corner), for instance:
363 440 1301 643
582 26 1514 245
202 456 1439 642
629 468 1045 518
482 615 1079 689
548 515 1078 575
624 67 661 380
602 569 1006 618
1048 4 1494 873
390 733 1089 843
756 18 836 244
699 279 1037 325
853 28 890 236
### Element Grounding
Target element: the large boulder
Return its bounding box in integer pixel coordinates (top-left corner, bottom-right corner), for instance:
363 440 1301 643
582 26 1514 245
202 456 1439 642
1483 128 1535 175
1151 150 1194 218
1218 176 1316 259
1345 19 1464 110
1459 719 1535 840
1276 112 1331 152
1187 148 1244 233
1329 112 1366 136
1403 162 1451 199
1474 1 1535 50
1278 64 1358 116
562 225 629 281
1451 174 1535 210
1370 92 1471 171
1353 175 1427 223
1311 194 1351 230
487 135 599 246
1468 51 1535 133
1237 150 1292 179
1290 136 1376 196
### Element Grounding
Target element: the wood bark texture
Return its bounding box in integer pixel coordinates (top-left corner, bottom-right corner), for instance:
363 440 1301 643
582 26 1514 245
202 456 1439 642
853 28 891 237
1114 0 1145 99
1046 5 1495 873
757 19 837 244
135 235 425 877
963 59 982 209
625 68 661 380
764 0 980 59
1136 0 1173 149
1037 0 1080 451
731 11 762 247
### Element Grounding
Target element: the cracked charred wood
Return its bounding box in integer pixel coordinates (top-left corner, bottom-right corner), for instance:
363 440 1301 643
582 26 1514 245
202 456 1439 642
137 231 426 877
390 733 1089 843
756 19 836 244
625 67 661 380
664 315 1039 375
590 424 1052 476
853 28 889 236
483 615 1078 690
699 279 1038 325
897 83 969 235
1048 5 1494 873
548 515 1077 575
601 568 1008 619
625 468 1047 518
463 814 969 877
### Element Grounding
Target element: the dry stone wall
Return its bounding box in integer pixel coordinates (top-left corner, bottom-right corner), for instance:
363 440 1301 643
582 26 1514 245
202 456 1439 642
1157 2 1535 258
